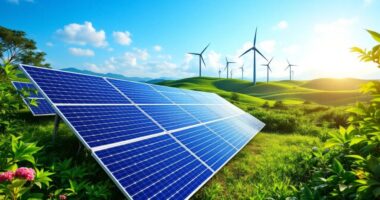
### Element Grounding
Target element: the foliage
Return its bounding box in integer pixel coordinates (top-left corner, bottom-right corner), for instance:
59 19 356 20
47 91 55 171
290 29 380 200
230 92 240 101
0 26 49 67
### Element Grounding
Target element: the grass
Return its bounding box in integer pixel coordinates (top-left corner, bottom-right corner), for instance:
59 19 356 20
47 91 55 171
193 133 321 200
159 77 371 106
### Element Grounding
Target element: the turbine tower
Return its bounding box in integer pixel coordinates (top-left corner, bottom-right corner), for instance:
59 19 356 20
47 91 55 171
225 57 236 79
218 68 222 78
188 43 210 77
230 68 233 79
285 59 297 80
261 57 273 83
239 64 244 80
240 27 267 85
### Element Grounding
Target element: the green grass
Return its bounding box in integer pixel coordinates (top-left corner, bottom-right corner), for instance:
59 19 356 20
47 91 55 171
193 133 321 200
159 77 370 106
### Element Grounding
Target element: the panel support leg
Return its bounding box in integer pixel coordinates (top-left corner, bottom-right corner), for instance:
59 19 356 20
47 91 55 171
52 115 61 143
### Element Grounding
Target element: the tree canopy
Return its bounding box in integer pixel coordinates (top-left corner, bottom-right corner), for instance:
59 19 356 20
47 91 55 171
0 26 49 67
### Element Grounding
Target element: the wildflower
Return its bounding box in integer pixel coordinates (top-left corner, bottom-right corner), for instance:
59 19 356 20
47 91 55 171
59 194 67 200
0 171 15 182
15 167 35 181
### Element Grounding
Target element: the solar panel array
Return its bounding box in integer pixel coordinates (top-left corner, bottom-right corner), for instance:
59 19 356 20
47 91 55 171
12 81 56 116
20 64 265 200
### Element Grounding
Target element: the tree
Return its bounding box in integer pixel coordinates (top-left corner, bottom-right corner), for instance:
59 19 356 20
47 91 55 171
0 26 49 67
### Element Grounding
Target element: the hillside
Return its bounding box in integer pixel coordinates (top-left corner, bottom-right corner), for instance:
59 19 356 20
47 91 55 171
159 77 371 106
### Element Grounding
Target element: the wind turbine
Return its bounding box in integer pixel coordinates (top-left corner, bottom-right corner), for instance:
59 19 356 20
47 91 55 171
285 59 297 80
188 43 210 77
230 68 233 79
240 27 268 85
225 57 236 79
218 68 222 78
239 64 244 80
261 57 273 83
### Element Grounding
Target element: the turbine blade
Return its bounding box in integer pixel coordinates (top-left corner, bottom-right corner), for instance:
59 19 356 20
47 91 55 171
254 27 257 46
201 43 210 54
239 47 253 57
268 66 272 72
254 48 268 61
261 64 267 66
201 55 206 67
285 66 289 70
188 53 199 55
287 59 290 65
269 57 274 64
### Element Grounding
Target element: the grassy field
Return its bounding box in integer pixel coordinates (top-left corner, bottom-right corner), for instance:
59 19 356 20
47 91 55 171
160 77 370 106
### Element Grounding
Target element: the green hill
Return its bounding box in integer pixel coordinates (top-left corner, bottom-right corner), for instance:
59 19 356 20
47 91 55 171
159 77 371 106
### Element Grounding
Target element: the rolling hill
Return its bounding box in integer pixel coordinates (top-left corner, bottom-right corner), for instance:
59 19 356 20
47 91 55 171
159 77 371 106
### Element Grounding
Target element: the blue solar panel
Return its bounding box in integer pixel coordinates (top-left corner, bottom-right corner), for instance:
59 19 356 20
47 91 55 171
205 117 251 149
140 105 199 131
21 65 130 104
20 64 265 200
24 98 56 116
95 134 213 200
12 81 55 116
172 125 236 171
12 81 43 98
180 105 220 122
107 78 172 104
151 84 185 93
58 105 164 147
159 92 196 104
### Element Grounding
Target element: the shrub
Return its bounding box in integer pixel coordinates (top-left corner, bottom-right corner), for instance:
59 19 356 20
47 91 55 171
273 100 286 109
230 92 240 101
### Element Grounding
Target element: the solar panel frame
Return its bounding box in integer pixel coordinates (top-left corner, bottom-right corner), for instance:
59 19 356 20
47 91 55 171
19 64 265 200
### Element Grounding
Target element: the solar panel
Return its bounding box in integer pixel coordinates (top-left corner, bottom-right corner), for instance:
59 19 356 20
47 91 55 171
20 64 265 199
12 81 55 116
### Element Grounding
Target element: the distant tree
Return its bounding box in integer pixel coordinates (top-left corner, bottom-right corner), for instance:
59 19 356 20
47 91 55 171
273 100 285 109
0 26 49 67
262 101 270 108
230 92 240 101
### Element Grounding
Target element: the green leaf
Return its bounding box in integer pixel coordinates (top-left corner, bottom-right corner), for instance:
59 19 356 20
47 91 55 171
332 159 344 174
34 168 54 188
367 29 380 43
345 154 365 161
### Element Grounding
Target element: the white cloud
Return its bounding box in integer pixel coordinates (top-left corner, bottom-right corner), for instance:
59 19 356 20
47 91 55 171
46 42 54 47
113 31 132 46
69 47 95 57
274 20 288 30
259 40 276 53
364 0 373 6
57 21 107 47
206 51 222 69
181 54 194 70
153 45 162 52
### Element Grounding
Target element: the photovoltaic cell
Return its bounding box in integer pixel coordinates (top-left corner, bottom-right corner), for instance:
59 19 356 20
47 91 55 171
95 134 213 200
19 64 265 200
12 81 43 98
24 98 56 116
107 78 172 104
180 105 220 122
22 65 130 104
206 118 250 149
58 105 164 147
159 92 196 104
140 105 199 131
172 125 236 171
12 81 55 116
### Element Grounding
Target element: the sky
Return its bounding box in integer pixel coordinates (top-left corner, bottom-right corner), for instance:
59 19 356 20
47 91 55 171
1 0 379 80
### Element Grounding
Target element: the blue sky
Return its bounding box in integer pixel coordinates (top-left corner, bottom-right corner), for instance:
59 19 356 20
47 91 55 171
1 0 379 80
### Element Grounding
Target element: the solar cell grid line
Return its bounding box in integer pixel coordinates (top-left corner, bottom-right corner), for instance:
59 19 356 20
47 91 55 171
20 65 131 104
179 105 221 122
158 91 197 104
151 84 186 94
106 78 173 104
12 81 44 98
139 105 200 131
172 125 237 171
93 134 213 200
24 98 56 116
57 105 165 148
205 117 251 149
